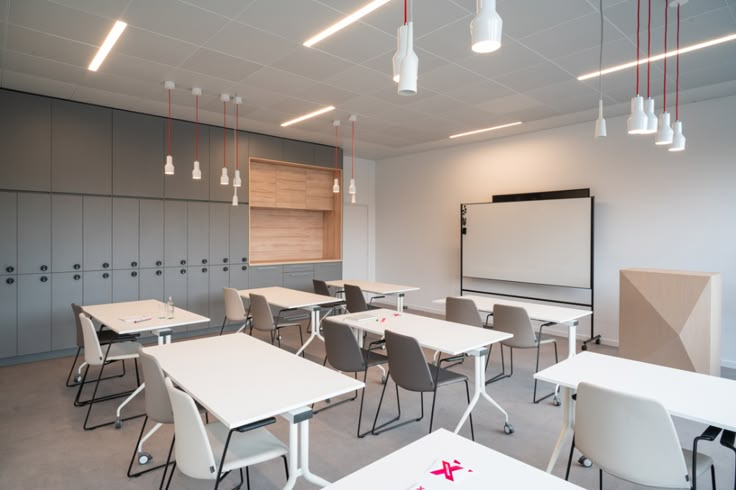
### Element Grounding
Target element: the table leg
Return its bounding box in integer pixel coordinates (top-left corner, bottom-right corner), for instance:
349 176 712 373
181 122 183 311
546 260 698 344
567 321 577 359
296 307 325 357
397 293 405 312
454 348 511 434
545 385 573 473
282 408 330 490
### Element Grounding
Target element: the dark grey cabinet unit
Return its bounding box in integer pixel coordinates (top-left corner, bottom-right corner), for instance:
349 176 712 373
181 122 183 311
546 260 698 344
164 267 188 310
314 144 342 170
164 201 188 268
165 119 210 201
113 110 164 198
17 193 51 275
229 204 248 265
0 192 17 275
18 273 51 355
249 265 282 288
83 271 112 306
0 91 51 192
283 264 314 292
51 194 83 273
0 276 18 358
208 127 245 203
229 265 249 290
138 268 164 302
187 202 209 266
113 269 139 303
209 203 230 265
112 198 140 270
139 199 164 269
283 140 314 165
187 266 209 330
314 262 343 281
51 272 83 351
209 265 229 329
83 196 112 271
249 133 282 161
51 100 112 194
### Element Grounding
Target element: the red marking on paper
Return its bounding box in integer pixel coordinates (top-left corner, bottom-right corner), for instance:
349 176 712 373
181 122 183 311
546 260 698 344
430 460 464 482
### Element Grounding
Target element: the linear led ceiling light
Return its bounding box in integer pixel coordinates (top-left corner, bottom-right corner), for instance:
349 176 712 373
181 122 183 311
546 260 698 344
449 121 522 139
88 20 127 71
303 0 391 47
280 106 335 127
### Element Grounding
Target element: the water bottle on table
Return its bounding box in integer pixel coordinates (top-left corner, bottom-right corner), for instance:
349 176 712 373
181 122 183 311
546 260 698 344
167 296 175 319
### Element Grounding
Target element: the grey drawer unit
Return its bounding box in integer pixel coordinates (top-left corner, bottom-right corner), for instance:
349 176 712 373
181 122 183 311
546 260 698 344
18 273 51 355
229 264 249 290
314 262 342 281
209 203 230 266
209 265 230 330
51 194 83 273
113 269 139 303
164 267 188 311
51 271 83 351
249 133 282 161
165 119 210 201
0 192 17 275
83 270 112 306
83 196 113 271
0 275 18 358
283 140 314 165
139 199 164 269
187 201 209 267
283 264 314 292
187 266 210 331
112 198 140 270
229 204 248 265
164 200 188 268
17 193 51 275
113 110 164 198
138 268 164 302
249 265 282 288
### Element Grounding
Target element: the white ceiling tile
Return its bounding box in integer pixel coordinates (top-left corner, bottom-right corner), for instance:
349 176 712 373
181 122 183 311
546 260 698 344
293 82 359 105
457 39 548 79
605 0 729 39
102 54 177 84
78 69 161 99
553 36 634 78
177 0 255 18
72 85 141 110
503 0 595 39
1 69 77 98
446 79 516 106
267 96 331 116
204 21 297 66
679 59 736 91
313 21 395 64
354 0 470 38
521 13 623 60
272 48 353 82
493 62 573 92
5 24 95 67
339 95 403 118
369 84 438 106
246 107 295 125
180 48 262 82
526 79 598 103
2 49 86 84
240 67 315 94
124 0 229 45
47 0 130 19
238 0 343 42
225 84 287 109
418 63 489 92
8 0 111 45
323 64 390 96
170 68 237 100
647 7 736 52
415 16 475 62
116 26 198 66
404 93 466 115
476 93 546 115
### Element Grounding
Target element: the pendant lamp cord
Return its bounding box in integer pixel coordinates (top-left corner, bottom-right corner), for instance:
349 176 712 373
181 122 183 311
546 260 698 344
663 1 668 112
195 95 199 161
676 4 680 121
635 0 640 96
404 0 407 24
167 89 171 155
351 119 355 180
598 0 604 100
334 125 339 178
223 102 226 169
235 103 239 170
646 0 651 98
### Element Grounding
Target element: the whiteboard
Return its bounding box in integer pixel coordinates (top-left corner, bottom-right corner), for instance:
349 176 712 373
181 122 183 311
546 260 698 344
462 198 592 288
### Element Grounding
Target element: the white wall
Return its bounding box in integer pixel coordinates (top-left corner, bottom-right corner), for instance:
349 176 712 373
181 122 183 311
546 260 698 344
342 156 376 281
375 95 736 367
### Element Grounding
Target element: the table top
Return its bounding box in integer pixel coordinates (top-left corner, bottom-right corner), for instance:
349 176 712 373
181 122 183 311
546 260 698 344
326 279 419 295
535 352 736 432
326 428 583 489
434 295 591 325
239 286 341 310
144 334 363 429
331 309 511 356
83 299 210 335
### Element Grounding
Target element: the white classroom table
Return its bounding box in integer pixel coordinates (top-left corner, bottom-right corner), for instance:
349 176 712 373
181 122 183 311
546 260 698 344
327 428 584 489
239 286 343 357
331 309 514 435
145 334 363 489
535 352 736 473
326 279 419 311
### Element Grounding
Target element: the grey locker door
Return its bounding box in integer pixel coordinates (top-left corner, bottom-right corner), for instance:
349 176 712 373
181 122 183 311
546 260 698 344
139 268 164 301
0 275 18 358
112 198 140 269
164 267 188 312
18 273 51 355
249 133 282 161
209 203 229 265
229 264 249 290
113 269 139 302
314 262 343 281
164 201 188 268
17 193 51 274
0 192 17 275
51 194 83 273
229 204 249 265
187 266 209 331
165 119 210 201
139 199 164 269
51 272 83 351
113 110 164 198
83 271 112 306
0 91 51 192
209 265 230 330
187 202 209 267
283 140 315 165
51 99 112 194
249 265 282 288
284 264 314 292
83 196 112 271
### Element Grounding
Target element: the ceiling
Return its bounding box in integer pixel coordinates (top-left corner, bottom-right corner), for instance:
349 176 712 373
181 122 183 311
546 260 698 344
1 0 735 160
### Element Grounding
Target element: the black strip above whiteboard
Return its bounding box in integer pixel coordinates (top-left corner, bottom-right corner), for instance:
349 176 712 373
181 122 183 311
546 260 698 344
493 188 590 203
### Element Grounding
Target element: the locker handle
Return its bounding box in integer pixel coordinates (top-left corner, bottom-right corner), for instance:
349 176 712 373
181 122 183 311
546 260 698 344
242 266 247 271
40 276 48 282
202 268 208 273
131 271 138 277
6 277 14 285
288 272 311 276
156 260 163 267
73 264 80 270
223 258 229 263
180 269 186 274
102 273 110 279
5 266 13 273
243 257 247 263
156 270 162 276
73 274 81 281
103 262 110 269
131 261 138 267
202 259 207 264
180 260 186 265
223 267 229 272
40 265 48 271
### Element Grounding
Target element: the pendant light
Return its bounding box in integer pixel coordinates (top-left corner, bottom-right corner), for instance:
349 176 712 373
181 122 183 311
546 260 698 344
471 0 503 54
643 0 658 134
220 94 230 185
233 96 242 189
348 114 357 204
669 2 686 152
397 0 418 96
594 0 606 138
655 1 673 145
627 0 647 134
392 1 408 83
192 87 202 180
332 120 341 193
163 81 175 174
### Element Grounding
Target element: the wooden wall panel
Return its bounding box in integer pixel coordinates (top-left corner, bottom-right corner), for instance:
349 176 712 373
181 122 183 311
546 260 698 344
276 166 307 209
306 171 334 210
250 209 323 262
249 162 276 207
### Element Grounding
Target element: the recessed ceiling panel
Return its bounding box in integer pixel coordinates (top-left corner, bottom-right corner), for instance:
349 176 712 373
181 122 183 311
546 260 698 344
124 0 229 45
181 48 262 82
204 21 297 66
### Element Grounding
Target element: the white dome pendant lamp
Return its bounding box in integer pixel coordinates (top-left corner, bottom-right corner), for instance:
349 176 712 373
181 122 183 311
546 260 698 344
164 81 175 174
397 0 418 96
655 1 673 145
594 0 606 138
192 87 202 180
220 94 230 185
627 0 647 134
643 0 658 134
232 96 242 190
471 0 503 54
332 120 341 193
348 115 357 204
669 3 685 152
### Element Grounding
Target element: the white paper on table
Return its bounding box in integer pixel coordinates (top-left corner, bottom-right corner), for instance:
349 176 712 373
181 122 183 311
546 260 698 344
119 315 152 323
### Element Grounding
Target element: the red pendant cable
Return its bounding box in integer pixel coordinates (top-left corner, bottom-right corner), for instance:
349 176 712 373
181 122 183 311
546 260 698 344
404 0 407 25
351 119 355 180
235 103 239 170
646 0 651 98
635 0 640 95
676 4 680 121
223 102 226 169
663 1 668 112
195 94 199 161
334 125 339 178
167 88 172 155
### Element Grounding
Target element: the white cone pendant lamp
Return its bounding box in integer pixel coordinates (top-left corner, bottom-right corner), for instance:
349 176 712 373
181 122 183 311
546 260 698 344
349 115 357 204
392 24 408 83
471 0 503 54
220 94 230 185
669 3 686 152
192 87 202 179
593 0 606 139
398 22 418 96
627 0 647 134
232 187 238 206
655 1 673 145
164 81 175 174
670 120 685 151
642 0 658 134
332 119 341 193
595 100 607 138
644 97 657 134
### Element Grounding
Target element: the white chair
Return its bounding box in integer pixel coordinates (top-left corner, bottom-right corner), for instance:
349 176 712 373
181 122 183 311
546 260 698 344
567 381 716 489
164 378 289 490
219 288 251 335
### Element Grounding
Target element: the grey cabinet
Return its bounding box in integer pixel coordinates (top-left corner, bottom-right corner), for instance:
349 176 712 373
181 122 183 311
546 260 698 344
164 201 188 267
83 196 112 271
229 265 249 290
113 110 164 198
165 119 209 201
139 199 164 269
113 269 139 302
18 193 51 274
51 100 112 194
51 272 83 351
284 264 314 292
139 268 164 301
0 91 51 192
187 266 209 330
187 202 209 267
83 271 112 306
51 194 83 273
249 265 282 288
229 204 248 265
283 140 314 165
314 262 342 281
18 273 51 355
209 265 230 328
164 267 188 310
209 203 230 265
249 133 282 161
0 276 18 358
209 127 246 202
314 144 342 170
0 192 17 275
112 198 140 269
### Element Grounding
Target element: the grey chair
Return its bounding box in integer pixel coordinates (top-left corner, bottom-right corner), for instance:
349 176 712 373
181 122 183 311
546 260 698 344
314 319 388 437
312 279 346 319
219 288 251 336
312 279 331 296
249 293 304 351
446 296 493 328
487 304 559 404
344 284 384 313
371 330 474 440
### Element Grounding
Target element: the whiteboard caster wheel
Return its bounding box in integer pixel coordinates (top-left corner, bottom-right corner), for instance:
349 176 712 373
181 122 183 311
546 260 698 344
503 422 514 434
578 456 592 468
138 452 152 465
74 374 82 384
115 418 122 429
552 396 561 406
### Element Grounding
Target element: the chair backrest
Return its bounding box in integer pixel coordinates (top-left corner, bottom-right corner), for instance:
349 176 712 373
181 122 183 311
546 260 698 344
138 346 174 424
249 293 275 332
322 319 365 373
344 284 369 313
72 303 86 347
79 313 104 366
492 304 537 348
223 288 247 321
575 382 690 489
312 279 331 296
165 378 218 481
446 297 483 328
384 330 434 392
